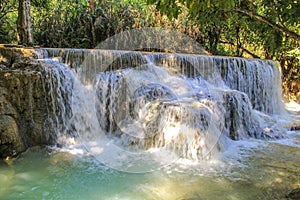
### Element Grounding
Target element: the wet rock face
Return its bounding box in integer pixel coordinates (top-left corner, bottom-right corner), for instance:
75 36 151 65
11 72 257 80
95 71 129 134
0 47 73 158
0 115 23 157
107 52 148 71
0 86 24 157
0 63 50 158
131 83 177 118
286 188 300 200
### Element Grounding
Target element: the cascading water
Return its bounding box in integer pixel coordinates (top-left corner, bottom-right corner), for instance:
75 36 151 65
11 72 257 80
68 63 225 171
45 48 285 115
39 48 288 172
2 47 300 200
37 59 75 143
93 65 223 160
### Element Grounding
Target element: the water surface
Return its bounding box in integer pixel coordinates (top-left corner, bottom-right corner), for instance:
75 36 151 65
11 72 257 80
1 133 299 200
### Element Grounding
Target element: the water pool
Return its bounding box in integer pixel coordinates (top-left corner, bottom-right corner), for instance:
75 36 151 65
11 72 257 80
1 133 299 200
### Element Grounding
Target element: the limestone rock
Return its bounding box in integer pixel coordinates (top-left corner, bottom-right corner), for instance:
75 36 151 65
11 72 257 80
0 115 24 158
0 46 46 68
0 87 17 117
0 47 73 157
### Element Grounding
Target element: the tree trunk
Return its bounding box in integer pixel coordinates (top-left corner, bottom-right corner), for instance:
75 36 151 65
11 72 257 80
234 7 300 42
17 0 33 46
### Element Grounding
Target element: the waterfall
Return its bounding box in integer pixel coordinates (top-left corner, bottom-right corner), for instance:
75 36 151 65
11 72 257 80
92 65 223 160
41 48 286 165
45 48 284 115
37 59 75 144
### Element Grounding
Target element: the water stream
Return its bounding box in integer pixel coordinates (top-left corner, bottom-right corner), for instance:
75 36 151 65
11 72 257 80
0 49 299 199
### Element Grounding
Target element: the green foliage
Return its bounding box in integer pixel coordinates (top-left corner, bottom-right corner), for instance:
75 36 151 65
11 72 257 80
0 0 18 44
281 48 300 91
31 0 136 48
145 0 300 99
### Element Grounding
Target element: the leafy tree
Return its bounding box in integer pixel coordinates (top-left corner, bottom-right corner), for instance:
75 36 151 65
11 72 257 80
146 0 299 100
32 0 136 48
146 0 299 52
0 0 18 43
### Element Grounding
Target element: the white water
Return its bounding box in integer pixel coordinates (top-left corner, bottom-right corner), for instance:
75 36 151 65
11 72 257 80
70 64 223 172
37 49 296 173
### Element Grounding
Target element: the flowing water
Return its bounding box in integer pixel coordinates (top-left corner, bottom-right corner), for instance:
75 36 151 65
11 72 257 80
0 49 299 199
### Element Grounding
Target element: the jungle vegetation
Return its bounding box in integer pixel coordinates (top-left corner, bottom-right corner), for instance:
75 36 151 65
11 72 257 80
0 0 299 100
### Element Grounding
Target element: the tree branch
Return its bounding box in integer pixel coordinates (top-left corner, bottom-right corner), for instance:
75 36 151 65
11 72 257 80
220 41 261 58
241 48 260 59
0 9 14 20
234 7 300 42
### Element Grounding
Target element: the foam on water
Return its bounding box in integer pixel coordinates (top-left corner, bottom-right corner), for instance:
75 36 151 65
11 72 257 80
70 64 226 171
37 49 300 174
